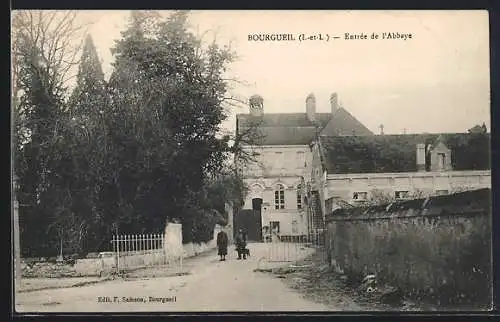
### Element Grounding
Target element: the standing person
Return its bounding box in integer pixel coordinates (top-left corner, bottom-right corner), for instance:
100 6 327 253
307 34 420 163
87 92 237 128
235 229 247 260
216 230 228 261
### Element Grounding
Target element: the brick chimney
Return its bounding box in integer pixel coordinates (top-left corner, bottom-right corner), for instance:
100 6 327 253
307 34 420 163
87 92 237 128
330 93 339 114
306 93 316 122
416 143 426 171
249 94 264 117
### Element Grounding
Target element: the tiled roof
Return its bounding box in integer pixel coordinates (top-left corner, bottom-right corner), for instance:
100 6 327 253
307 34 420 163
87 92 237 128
319 133 491 174
320 108 373 136
236 109 373 146
236 113 331 128
236 113 329 146
249 126 320 145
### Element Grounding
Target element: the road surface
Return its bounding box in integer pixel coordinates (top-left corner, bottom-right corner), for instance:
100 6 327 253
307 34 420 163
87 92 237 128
16 243 334 312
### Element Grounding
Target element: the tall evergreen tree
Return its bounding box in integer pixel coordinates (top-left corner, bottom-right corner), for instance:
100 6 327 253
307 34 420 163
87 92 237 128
66 34 111 252
70 34 106 117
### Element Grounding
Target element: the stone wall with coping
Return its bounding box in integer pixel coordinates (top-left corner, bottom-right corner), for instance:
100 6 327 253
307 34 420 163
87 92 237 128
326 188 492 308
22 222 225 278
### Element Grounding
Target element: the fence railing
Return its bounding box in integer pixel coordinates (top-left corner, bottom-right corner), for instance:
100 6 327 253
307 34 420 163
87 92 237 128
265 231 326 263
111 233 170 273
111 233 165 254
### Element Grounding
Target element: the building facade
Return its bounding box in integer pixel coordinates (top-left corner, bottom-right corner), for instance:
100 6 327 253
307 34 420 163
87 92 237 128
240 144 311 238
235 93 491 241
235 93 372 240
309 132 492 221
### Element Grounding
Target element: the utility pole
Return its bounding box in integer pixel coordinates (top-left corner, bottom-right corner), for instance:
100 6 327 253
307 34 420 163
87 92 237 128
13 174 21 293
12 37 21 293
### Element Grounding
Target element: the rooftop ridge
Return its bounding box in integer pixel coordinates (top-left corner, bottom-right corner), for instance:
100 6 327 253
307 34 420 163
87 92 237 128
319 132 491 138
319 133 490 174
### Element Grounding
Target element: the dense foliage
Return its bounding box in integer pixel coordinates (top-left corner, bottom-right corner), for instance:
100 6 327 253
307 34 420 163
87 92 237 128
13 11 252 257
322 133 491 174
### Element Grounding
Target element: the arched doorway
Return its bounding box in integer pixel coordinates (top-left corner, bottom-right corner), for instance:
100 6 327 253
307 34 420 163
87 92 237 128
234 198 263 242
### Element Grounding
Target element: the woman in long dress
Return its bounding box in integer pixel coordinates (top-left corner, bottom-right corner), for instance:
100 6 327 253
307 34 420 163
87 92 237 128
216 230 228 261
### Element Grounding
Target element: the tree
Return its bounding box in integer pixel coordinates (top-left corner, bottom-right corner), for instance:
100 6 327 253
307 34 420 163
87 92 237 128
12 10 88 256
69 34 106 116
104 10 245 242
12 11 88 101
368 188 427 206
64 34 111 253
450 186 475 194
13 10 259 256
202 163 248 219
368 189 394 205
468 123 488 134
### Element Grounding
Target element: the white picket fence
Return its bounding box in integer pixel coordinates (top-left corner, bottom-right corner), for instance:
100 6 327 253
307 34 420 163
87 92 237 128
111 233 182 273
265 231 326 263
112 233 165 254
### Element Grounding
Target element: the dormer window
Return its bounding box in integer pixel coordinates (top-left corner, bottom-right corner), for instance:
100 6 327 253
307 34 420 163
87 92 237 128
428 141 452 172
395 191 409 200
353 192 367 201
437 153 446 170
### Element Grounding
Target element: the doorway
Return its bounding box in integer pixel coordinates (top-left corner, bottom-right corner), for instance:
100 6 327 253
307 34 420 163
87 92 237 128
234 198 263 242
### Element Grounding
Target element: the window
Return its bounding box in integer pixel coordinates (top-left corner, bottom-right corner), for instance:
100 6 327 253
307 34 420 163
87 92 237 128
274 152 283 169
297 185 303 209
270 221 280 234
296 151 305 168
436 190 449 196
352 192 367 201
292 220 298 234
275 184 285 209
437 153 446 170
395 191 409 200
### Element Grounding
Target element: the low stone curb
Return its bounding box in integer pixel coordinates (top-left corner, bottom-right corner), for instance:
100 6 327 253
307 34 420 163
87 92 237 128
18 276 117 293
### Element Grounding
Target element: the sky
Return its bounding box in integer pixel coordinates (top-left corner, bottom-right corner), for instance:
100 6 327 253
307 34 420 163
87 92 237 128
75 10 490 135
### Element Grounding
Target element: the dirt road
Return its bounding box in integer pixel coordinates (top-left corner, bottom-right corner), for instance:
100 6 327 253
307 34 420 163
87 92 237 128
15 243 336 312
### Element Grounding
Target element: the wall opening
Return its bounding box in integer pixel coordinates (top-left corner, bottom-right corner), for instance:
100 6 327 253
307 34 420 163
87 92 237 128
234 198 263 242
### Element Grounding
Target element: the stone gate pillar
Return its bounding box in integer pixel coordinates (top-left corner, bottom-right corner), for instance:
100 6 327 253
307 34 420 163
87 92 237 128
225 202 234 244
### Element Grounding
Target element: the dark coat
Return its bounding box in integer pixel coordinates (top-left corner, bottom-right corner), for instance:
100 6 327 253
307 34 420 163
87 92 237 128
235 231 247 250
217 231 228 255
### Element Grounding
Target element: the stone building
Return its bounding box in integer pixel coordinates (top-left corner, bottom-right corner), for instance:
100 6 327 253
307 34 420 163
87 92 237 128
235 93 372 240
235 93 491 241
308 131 491 233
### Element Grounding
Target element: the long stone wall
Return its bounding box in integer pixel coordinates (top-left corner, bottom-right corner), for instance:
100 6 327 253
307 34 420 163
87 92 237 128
326 188 492 308
22 222 226 278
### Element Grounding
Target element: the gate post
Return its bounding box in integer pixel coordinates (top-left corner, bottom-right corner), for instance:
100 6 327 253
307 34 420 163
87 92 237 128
115 235 120 274
13 174 21 293
162 233 167 265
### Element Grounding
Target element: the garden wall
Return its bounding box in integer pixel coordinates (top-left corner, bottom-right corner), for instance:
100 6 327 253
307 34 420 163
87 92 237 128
326 188 492 308
22 223 226 277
